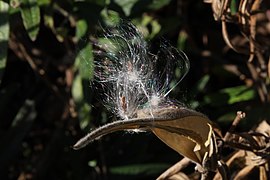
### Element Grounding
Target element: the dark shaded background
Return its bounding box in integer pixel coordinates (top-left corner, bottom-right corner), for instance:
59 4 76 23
0 0 269 179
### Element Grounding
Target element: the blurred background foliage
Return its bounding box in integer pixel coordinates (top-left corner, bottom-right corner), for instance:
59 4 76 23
0 0 269 179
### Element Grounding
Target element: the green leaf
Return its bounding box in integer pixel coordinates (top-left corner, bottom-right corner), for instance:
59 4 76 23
78 103 92 130
72 74 84 103
113 0 139 16
230 0 237 15
88 160 97 167
75 19 88 40
204 85 256 106
0 1 9 85
20 0 40 41
195 75 210 92
113 0 171 16
76 0 107 6
147 0 171 10
133 14 161 39
100 9 120 26
72 74 92 130
177 30 188 50
224 86 256 104
75 43 94 80
44 14 54 29
37 0 51 6
109 163 169 176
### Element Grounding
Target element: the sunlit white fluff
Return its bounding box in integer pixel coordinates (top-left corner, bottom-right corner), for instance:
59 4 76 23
92 22 190 120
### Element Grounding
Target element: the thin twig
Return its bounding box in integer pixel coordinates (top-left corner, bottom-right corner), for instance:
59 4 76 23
224 111 246 142
156 157 191 180
247 62 266 102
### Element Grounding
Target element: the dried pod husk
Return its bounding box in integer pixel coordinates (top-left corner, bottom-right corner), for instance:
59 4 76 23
73 106 218 170
138 107 217 168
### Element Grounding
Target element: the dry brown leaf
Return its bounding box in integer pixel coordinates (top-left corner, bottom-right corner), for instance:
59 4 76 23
137 107 215 166
151 116 212 165
217 119 270 180
203 0 226 20
234 165 255 180
259 165 268 180
256 120 270 136
167 172 189 180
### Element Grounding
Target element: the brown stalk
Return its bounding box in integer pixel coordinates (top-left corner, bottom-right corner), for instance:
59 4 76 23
156 157 191 180
224 111 246 142
246 62 267 102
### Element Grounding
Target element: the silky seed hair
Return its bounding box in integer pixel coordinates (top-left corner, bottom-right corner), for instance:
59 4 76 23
92 21 190 120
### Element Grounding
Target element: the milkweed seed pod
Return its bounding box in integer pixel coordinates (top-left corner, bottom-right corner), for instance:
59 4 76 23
74 21 218 172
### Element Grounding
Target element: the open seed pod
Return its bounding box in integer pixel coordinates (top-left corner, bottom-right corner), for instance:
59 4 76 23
137 107 217 167
73 106 218 170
